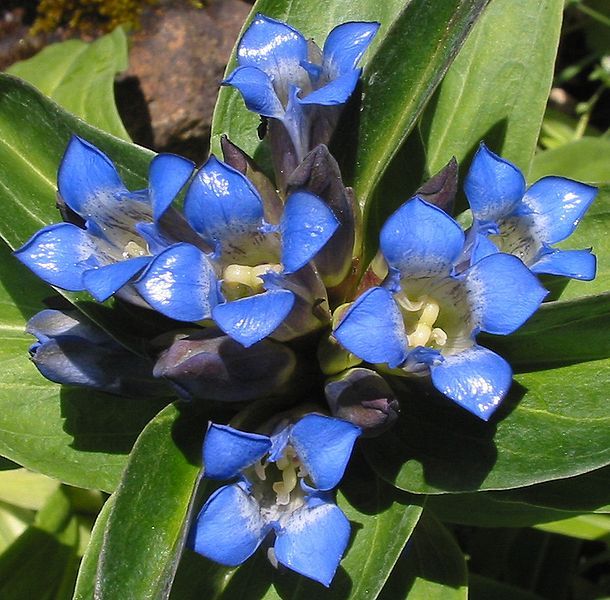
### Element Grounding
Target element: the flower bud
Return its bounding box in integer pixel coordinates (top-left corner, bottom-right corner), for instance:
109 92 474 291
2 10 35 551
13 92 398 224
324 368 399 437
26 309 166 397
287 145 355 290
153 330 297 402
415 157 458 215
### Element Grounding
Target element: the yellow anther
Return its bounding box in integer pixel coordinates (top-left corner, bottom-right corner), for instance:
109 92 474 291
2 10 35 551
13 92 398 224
122 240 147 259
409 323 432 347
223 264 252 285
420 300 440 326
431 328 447 346
254 460 267 481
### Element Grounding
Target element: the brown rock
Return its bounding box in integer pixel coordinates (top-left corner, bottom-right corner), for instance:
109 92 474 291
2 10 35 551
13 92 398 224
118 0 250 162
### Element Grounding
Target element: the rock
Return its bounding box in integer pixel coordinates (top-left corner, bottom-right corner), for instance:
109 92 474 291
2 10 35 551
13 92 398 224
118 0 250 162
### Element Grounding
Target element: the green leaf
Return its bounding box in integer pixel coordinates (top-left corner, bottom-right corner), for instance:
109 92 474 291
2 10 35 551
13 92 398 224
378 512 468 600
534 514 610 542
353 0 490 211
492 465 610 514
210 0 413 160
93 403 205 599
0 74 151 250
419 0 563 181
363 358 610 494
427 491 578 528
530 137 610 183
428 466 610 527
469 575 545 600
171 453 423 599
0 503 34 554
0 469 59 511
73 496 115 600
0 488 79 600
7 28 130 140
481 292 610 369
0 240 168 492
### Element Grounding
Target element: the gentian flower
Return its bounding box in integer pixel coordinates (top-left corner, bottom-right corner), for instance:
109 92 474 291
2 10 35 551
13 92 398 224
25 309 167 397
15 136 194 304
333 197 547 420
224 14 379 161
190 414 361 586
136 156 339 347
464 144 598 280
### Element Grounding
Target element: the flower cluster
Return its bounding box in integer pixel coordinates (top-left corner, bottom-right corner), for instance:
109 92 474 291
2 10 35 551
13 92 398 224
14 13 597 587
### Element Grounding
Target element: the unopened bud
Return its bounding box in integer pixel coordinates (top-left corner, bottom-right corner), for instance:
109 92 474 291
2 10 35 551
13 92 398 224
153 330 296 402
325 368 399 437
416 157 458 215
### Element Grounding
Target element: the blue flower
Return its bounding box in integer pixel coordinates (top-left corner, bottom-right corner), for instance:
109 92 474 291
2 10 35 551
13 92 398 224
190 414 361 586
25 309 167 397
464 144 598 280
224 14 379 160
136 156 339 347
15 136 194 304
333 198 548 420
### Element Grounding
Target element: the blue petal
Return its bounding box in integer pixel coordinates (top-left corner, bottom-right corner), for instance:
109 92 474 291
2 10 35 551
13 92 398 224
470 233 499 265
135 243 219 321
135 222 172 255
520 176 598 245
290 414 360 490
203 423 271 480
237 14 307 78
531 247 596 281
299 70 361 105
274 495 350 587
57 136 126 216
190 483 269 566
26 309 107 344
280 191 339 273
379 197 465 277
15 223 101 290
82 256 150 301
212 289 295 348
334 287 408 368
430 345 512 421
184 156 264 246
466 253 547 335
223 66 285 119
465 144 526 223
322 21 379 75
148 153 194 221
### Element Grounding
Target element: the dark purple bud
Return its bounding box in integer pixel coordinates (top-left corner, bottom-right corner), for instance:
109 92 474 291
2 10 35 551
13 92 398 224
325 368 399 437
220 135 284 224
268 119 301 193
153 329 296 402
26 309 167 397
287 145 356 289
416 157 458 215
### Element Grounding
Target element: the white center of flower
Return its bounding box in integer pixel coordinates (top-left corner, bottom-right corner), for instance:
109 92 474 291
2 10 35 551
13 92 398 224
396 294 448 349
222 263 282 300
122 240 148 259
248 444 309 522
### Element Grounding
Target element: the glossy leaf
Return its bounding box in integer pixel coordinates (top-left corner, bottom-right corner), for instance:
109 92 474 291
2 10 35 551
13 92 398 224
210 0 412 160
482 292 610 369
0 241 168 492
0 74 151 250
363 358 610 494
378 512 468 600
7 28 130 140
352 0 490 211
419 0 563 181
530 137 610 183
73 496 115 600
171 453 423 599
534 514 610 541
427 491 578 528
93 403 206 599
